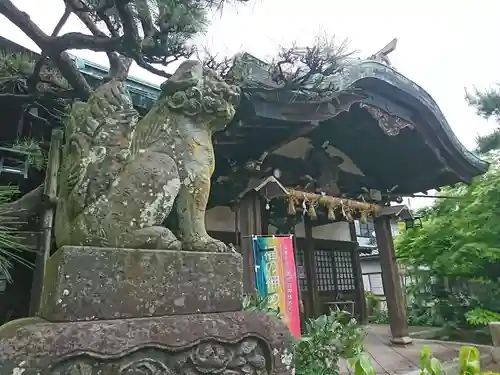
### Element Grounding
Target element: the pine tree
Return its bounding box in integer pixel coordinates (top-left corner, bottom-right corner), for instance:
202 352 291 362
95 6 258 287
466 85 500 153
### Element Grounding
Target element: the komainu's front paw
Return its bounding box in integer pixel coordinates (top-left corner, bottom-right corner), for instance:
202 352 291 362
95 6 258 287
183 237 228 253
132 226 182 250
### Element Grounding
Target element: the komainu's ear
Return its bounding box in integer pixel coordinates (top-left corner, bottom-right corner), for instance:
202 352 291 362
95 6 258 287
160 60 203 97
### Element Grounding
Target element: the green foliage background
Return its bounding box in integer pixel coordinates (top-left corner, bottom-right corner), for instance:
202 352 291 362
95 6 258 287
394 152 500 328
396 152 500 281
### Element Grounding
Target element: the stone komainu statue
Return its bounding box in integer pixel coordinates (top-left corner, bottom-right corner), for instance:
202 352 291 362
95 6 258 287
54 60 241 252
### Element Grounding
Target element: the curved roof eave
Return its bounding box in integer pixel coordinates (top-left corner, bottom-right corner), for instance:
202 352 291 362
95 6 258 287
334 60 489 178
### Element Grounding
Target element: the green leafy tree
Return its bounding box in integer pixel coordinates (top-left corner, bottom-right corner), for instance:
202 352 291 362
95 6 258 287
397 153 500 280
396 152 500 326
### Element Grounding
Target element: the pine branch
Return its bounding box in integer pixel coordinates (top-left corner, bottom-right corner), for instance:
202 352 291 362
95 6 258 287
135 0 155 41
0 0 49 50
68 0 108 37
52 7 71 36
465 86 500 153
475 131 500 154
1 0 254 95
114 0 140 51
269 34 353 93
135 59 171 78
68 0 132 81
53 32 122 53
197 46 234 81
0 0 92 98
466 86 500 121
28 7 72 93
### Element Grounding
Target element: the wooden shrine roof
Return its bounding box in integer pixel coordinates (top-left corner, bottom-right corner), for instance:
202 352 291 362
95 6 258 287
210 54 488 206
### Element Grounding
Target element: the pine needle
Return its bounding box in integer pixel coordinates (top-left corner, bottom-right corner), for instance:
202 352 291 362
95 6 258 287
0 185 36 283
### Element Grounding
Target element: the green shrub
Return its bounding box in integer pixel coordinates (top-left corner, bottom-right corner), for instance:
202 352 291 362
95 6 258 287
365 291 381 318
466 308 500 327
295 310 365 375
373 309 389 324
242 294 366 375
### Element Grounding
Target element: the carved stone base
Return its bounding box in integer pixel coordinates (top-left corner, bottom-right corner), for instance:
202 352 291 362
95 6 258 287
0 246 294 374
0 311 294 374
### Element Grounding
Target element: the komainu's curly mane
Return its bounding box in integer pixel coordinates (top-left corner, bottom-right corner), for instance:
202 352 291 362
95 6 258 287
132 63 240 155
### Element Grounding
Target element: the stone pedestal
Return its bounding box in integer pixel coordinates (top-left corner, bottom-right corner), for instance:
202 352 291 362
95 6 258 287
0 247 294 375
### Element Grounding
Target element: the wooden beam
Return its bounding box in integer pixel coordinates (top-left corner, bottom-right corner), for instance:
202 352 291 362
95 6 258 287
29 128 62 315
266 122 318 156
349 221 368 324
374 215 412 345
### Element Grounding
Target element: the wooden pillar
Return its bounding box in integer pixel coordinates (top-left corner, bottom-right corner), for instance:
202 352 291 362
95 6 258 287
29 129 61 315
374 215 412 345
29 253 44 316
303 216 321 317
237 192 263 293
348 222 368 324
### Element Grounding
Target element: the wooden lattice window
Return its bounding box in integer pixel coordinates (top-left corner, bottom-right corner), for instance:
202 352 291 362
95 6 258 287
296 247 357 295
333 251 355 291
357 220 375 238
314 250 336 292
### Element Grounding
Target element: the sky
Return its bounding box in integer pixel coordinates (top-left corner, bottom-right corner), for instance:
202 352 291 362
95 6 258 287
2 0 499 209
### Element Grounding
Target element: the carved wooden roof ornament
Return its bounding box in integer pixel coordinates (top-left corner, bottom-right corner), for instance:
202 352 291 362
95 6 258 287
360 103 415 136
369 38 398 67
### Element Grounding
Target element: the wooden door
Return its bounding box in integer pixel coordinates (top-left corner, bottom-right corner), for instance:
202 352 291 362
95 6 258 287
297 241 363 322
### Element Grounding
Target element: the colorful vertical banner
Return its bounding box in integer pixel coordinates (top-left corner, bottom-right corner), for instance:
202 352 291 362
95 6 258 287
252 235 301 339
